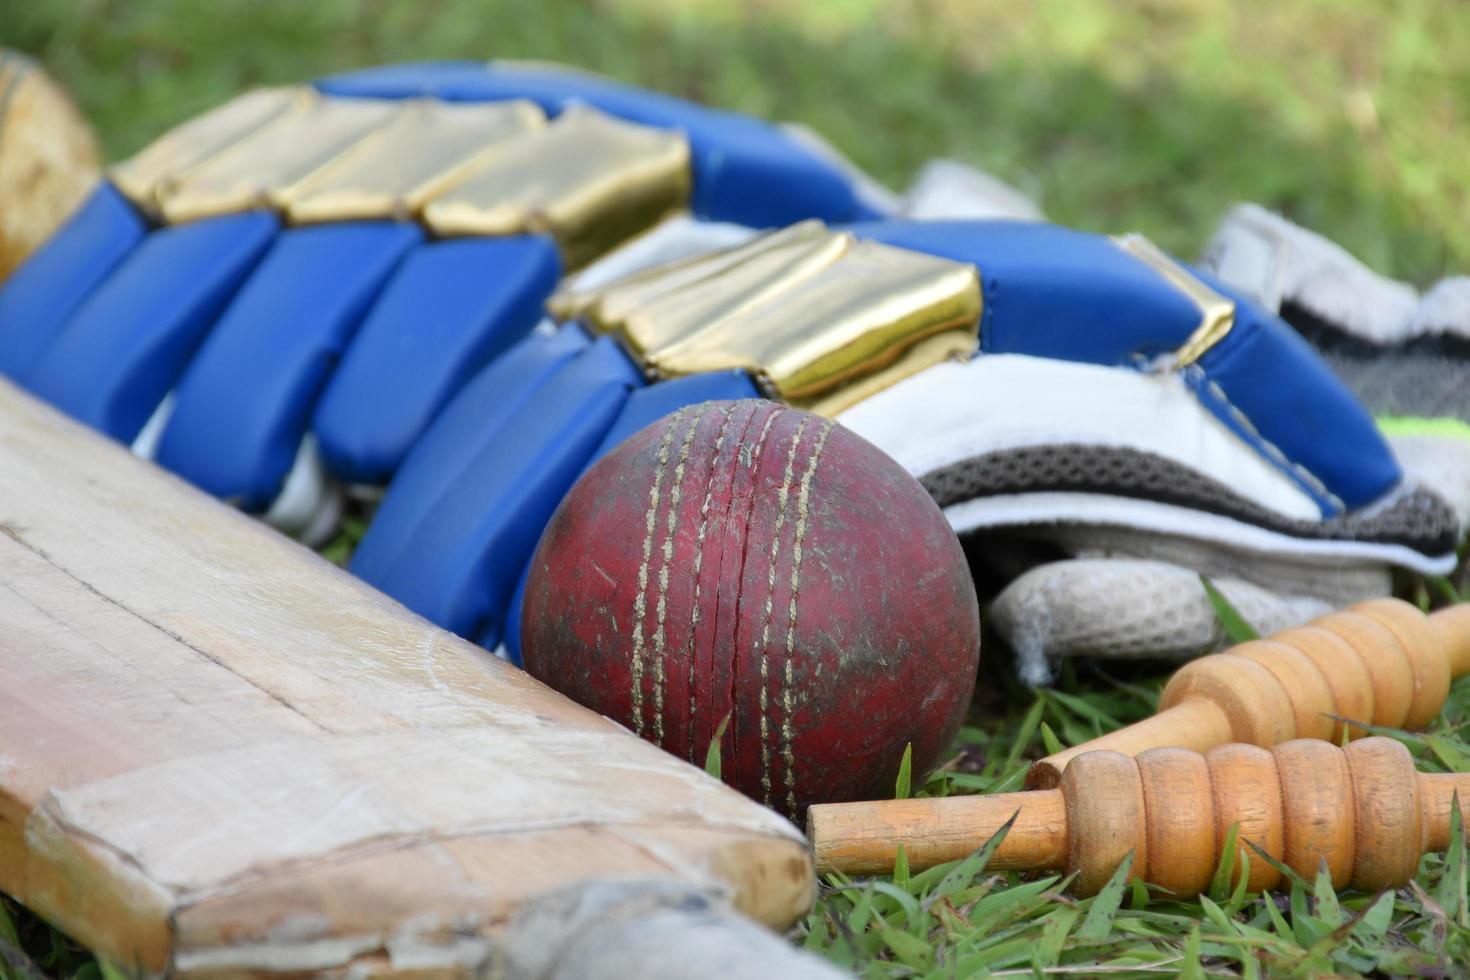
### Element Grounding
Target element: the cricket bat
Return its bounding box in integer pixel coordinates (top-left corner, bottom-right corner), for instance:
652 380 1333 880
0 378 815 977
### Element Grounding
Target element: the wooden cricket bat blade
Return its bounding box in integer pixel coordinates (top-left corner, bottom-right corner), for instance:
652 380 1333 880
0 379 813 978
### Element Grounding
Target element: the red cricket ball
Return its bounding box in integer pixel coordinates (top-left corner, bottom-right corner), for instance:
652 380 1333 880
521 400 980 817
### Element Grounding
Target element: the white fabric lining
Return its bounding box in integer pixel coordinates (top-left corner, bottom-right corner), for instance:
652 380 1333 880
1190 366 1343 513
942 490 1457 576
131 391 340 546
836 352 1323 522
130 391 173 461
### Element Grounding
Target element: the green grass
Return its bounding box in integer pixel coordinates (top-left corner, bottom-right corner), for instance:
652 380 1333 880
796 631 1470 977
3 0 1468 283
3 1 1470 976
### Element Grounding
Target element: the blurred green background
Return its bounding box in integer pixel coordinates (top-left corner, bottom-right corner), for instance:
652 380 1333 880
5 0 1466 284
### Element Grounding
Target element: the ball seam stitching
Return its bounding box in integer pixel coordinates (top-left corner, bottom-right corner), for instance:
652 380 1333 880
758 413 810 806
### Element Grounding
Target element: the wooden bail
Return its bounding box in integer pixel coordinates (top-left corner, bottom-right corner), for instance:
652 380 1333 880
809 737 1470 897
1432 602 1470 677
1028 599 1468 789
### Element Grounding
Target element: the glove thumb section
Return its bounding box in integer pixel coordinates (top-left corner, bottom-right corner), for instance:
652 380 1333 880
991 558 1334 686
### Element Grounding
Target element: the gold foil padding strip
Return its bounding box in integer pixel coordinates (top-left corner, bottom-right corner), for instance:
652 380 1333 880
421 105 691 270
1113 233 1235 367
283 99 547 224
549 220 832 329
591 220 851 358
155 92 400 224
560 226 982 415
109 87 299 210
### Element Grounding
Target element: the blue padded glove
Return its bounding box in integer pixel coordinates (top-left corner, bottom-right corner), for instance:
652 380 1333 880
1204 204 1470 534
0 61 883 533
349 218 1459 667
983 208 1470 682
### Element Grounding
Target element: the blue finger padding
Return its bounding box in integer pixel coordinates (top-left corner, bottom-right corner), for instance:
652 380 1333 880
501 565 534 665
155 222 422 510
0 184 147 379
585 369 762 462
354 334 643 641
351 324 590 594
313 233 562 485
850 219 1400 513
498 368 765 663
314 61 879 227
852 220 1199 363
25 212 278 443
1191 293 1399 515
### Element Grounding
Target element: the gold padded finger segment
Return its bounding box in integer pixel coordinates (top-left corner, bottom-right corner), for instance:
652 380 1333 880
568 220 844 354
284 99 547 224
109 87 298 210
558 222 982 416
421 104 692 270
106 89 693 271
655 239 980 413
157 91 400 223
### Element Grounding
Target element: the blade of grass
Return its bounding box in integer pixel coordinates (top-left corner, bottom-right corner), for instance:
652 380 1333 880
894 743 913 800
1201 574 1259 642
703 711 732 779
1077 852 1134 941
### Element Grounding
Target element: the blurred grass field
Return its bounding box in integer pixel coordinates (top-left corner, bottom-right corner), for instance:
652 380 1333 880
4 2 1470 977
4 0 1468 284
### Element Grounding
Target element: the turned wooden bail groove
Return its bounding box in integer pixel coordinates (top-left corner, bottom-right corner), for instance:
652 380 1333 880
808 737 1470 896
1027 599 1469 790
